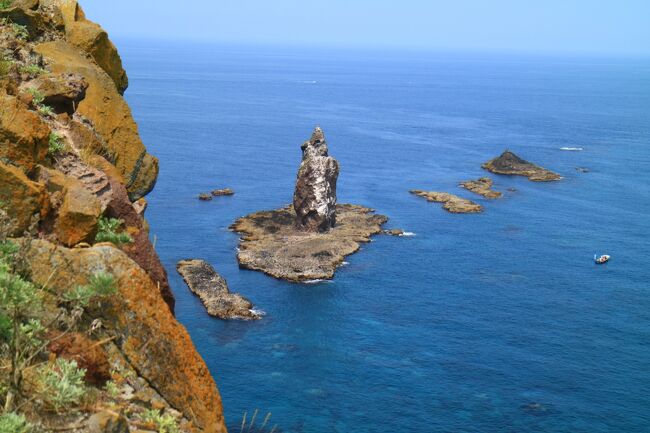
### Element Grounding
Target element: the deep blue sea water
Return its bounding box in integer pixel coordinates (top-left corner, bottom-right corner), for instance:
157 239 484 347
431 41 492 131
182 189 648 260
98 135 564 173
118 41 650 433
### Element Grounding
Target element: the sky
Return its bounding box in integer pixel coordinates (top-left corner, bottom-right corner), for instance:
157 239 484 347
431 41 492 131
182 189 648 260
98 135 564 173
82 0 650 55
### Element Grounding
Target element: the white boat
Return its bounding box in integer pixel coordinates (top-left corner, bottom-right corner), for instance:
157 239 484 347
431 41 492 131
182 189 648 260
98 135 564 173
594 254 610 264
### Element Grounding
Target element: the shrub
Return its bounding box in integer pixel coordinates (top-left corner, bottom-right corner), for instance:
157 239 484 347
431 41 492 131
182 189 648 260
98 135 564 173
63 272 117 307
0 1 12 10
95 217 133 246
18 64 46 76
140 409 180 433
0 412 31 433
48 132 65 155
0 236 117 412
37 359 87 412
104 380 120 399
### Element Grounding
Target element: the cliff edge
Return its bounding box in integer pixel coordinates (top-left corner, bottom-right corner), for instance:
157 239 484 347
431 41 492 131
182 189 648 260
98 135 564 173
0 1 226 431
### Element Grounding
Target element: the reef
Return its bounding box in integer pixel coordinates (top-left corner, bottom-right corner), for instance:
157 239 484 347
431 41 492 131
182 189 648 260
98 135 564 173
0 2 226 431
177 259 261 320
482 150 561 181
231 128 387 282
459 177 502 198
410 190 483 213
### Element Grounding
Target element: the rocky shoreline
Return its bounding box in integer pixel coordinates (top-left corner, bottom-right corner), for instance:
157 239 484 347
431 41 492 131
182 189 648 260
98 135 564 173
176 259 261 320
231 204 388 282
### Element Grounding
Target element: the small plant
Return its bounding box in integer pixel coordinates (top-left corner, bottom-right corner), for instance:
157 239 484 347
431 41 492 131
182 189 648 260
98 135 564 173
140 409 180 433
0 58 12 77
11 23 28 40
104 380 120 399
48 132 65 155
26 88 55 117
37 358 87 412
63 272 117 307
19 63 46 76
0 412 31 433
95 217 133 246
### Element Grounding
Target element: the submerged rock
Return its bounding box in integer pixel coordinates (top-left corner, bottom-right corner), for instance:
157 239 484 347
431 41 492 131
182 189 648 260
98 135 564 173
410 190 483 213
176 259 261 320
198 193 212 201
482 150 561 181
459 177 502 199
231 204 387 282
293 127 340 232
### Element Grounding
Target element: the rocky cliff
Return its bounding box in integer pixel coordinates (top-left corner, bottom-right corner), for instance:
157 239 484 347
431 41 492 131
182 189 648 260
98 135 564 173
293 127 339 232
0 1 226 431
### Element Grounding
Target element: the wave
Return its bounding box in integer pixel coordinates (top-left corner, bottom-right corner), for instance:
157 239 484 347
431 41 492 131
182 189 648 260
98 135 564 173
560 147 583 151
400 232 416 237
304 279 329 284
339 261 350 267
298 80 318 84
249 308 266 317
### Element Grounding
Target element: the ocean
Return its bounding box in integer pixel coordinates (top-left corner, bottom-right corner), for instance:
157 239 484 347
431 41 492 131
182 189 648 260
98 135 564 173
119 41 650 433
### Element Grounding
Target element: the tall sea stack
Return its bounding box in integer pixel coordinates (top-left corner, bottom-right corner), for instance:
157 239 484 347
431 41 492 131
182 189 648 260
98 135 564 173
293 127 340 232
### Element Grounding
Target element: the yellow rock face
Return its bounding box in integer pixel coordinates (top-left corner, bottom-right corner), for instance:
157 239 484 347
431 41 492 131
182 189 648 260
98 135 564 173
0 92 50 171
47 0 128 93
0 161 46 235
35 41 158 200
25 240 228 433
54 176 102 246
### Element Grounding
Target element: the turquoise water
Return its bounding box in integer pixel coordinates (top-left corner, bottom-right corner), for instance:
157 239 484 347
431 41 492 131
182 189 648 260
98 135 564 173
120 42 650 432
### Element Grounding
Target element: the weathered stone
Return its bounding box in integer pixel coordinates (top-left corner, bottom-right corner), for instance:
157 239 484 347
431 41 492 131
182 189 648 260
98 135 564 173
54 176 101 246
25 240 227 433
47 332 111 385
482 150 561 181
0 91 50 171
35 40 158 200
231 204 387 282
26 73 88 114
176 259 261 320
293 127 339 232
459 177 502 199
0 161 46 235
53 0 128 93
410 190 483 213
86 410 129 433
211 188 234 196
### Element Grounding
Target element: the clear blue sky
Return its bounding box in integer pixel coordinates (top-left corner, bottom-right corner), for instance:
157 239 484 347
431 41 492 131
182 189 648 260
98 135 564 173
82 0 649 55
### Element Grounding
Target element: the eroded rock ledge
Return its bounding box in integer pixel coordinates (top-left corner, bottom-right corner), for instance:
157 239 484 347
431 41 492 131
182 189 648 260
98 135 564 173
410 190 483 213
231 204 388 282
482 150 561 182
177 259 261 320
459 177 502 198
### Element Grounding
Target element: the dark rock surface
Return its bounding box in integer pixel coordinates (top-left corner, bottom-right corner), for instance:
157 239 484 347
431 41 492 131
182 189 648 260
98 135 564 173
293 127 340 232
482 150 561 181
176 259 261 320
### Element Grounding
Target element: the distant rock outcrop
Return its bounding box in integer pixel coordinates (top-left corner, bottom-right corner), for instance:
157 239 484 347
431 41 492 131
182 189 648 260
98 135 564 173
459 177 502 199
293 127 339 232
176 259 261 320
482 150 561 181
410 190 483 213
